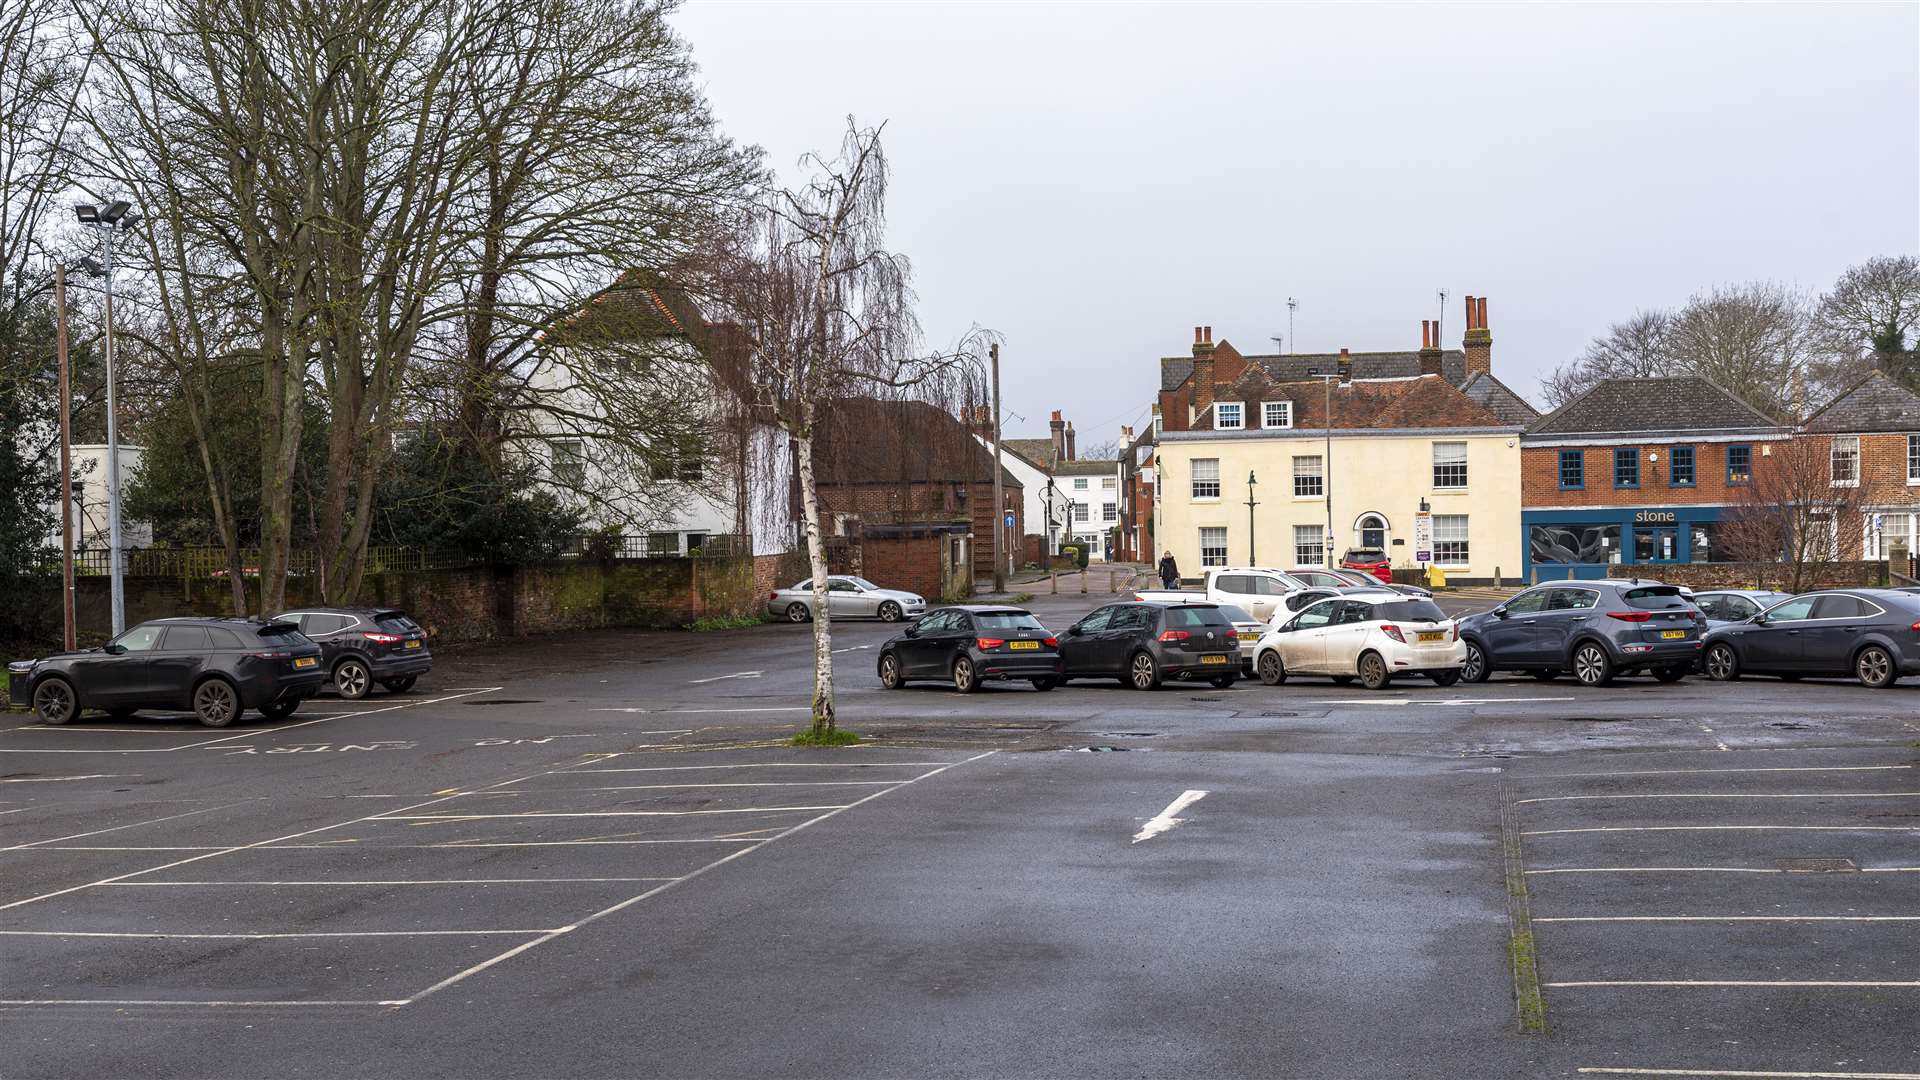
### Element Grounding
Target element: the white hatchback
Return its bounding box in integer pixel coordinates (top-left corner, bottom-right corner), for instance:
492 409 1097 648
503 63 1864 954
1251 592 1466 690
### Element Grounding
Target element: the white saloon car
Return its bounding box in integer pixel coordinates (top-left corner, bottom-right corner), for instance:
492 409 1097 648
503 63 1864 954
1251 592 1466 690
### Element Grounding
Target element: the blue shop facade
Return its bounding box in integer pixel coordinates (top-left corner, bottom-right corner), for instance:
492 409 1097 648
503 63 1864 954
1521 504 1740 582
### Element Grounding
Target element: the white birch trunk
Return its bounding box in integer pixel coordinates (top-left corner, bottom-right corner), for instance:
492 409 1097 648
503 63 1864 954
792 423 835 735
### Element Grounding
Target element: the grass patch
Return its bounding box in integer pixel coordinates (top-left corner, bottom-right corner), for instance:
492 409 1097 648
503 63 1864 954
790 727 861 747
682 614 764 633
1009 591 1036 604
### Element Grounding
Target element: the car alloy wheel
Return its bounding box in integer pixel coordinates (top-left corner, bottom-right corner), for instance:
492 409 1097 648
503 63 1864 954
32 679 76 725
1358 652 1391 691
334 659 371 700
879 654 903 690
1461 643 1489 683
952 657 978 694
1129 652 1160 691
1856 646 1896 689
1257 651 1287 686
1573 643 1613 687
193 679 240 728
786 602 810 623
1704 644 1740 682
878 602 902 623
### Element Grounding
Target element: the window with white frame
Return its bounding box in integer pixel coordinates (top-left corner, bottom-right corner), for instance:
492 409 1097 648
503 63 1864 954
1192 458 1220 499
1263 401 1292 429
1073 502 1089 522
1831 435 1859 486
1073 477 1088 491
1102 503 1118 522
1214 402 1244 430
552 439 586 486
1908 434 1919 484
1433 514 1470 567
1199 527 1228 567
1292 524 1325 567
1292 455 1323 498
1102 476 1115 489
1432 441 1468 489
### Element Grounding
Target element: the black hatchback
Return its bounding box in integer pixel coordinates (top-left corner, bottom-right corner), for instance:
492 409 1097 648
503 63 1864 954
877 606 1062 693
8 617 326 727
1059 601 1240 690
270 607 432 699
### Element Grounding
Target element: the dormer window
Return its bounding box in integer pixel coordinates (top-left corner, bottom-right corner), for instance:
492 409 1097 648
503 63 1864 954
1215 402 1244 430
1262 401 1292 429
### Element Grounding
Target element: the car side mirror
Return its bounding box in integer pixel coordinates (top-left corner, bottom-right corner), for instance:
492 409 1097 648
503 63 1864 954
104 643 127 655
902 624 918 638
1751 615 1768 626
1067 625 1083 636
1491 608 1508 620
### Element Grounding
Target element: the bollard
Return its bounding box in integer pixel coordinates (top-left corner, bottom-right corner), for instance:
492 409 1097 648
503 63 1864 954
1050 571 1057 595
1109 571 1118 593
1080 568 1088 593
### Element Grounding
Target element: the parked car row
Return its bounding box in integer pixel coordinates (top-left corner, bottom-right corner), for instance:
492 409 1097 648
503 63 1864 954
876 582 1920 694
9 607 433 727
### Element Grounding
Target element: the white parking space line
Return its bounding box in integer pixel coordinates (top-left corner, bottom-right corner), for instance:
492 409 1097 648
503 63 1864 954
1531 765 1914 779
1311 696 1577 706
531 782 906 791
1527 867 1788 875
1550 980 1920 988
560 761 958 773
1524 825 1920 836
1131 790 1209 844
1534 916 1920 923
395 749 998 1006
0 998 395 1007
0 774 135 783
101 878 677 886
0 804 247 852
688 671 762 684
0 930 552 939
1517 792 1920 804
1582 1060 1920 1068
377 806 852 820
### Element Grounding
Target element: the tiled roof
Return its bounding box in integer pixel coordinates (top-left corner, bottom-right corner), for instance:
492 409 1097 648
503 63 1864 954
1801 371 1920 434
1460 371 1541 426
541 269 707 349
1053 459 1118 476
1002 438 1059 471
1160 349 1467 391
1179 374 1510 432
814 398 1023 489
1526 376 1781 436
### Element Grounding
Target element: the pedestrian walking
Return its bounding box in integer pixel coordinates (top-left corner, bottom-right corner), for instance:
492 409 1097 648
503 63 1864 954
1158 550 1180 589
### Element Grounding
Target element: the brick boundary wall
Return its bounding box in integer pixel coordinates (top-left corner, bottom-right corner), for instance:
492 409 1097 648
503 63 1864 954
1607 561 1889 591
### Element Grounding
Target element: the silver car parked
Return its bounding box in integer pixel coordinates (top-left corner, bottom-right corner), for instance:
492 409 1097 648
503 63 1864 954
767 576 927 623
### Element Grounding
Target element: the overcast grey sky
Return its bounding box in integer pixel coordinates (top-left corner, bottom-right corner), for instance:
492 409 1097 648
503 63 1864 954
673 1 1920 445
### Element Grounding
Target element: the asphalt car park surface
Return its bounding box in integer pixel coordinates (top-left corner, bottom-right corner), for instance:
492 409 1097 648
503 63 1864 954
2 589 1917 1079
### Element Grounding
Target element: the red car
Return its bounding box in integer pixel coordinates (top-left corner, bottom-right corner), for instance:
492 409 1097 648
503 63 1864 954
1338 548 1393 584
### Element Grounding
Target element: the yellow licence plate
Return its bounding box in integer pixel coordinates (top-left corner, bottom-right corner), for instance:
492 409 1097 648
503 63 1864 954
1200 654 1229 665
1238 631 1260 642
294 657 317 669
1660 630 1686 640
1417 631 1445 642
405 639 422 649
1008 640 1040 650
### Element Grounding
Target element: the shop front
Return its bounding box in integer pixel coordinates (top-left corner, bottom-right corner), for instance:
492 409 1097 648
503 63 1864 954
1522 506 1737 582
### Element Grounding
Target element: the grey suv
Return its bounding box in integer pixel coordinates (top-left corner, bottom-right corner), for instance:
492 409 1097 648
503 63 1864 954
1057 601 1240 690
1457 579 1706 686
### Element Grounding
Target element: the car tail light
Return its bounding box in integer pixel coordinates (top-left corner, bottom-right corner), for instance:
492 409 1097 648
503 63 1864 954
1606 611 1653 623
364 632 403 644
1910 620 1920 632
1450 623 1459 641
976 638 1006 650
1158 629 1190 642
769 591 778 600
1043 636 1058 647
1380 624 1405 643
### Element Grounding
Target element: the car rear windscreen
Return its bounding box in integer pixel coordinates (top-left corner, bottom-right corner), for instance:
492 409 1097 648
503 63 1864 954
1215 604 1254 623
376 613 420 632
1624 586 1690 610
1375 600 1447 623
973 612 1046 631
1345 549 1386 562
1164 606 1231 627
256 623 315 645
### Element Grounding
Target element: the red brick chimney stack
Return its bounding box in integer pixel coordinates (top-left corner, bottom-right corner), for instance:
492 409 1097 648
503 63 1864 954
1065 422 1076 461
1464 295 1492 378
1191 325 1217 415
1419 319 1445 377
1337 346 1352 384
1049 409 1066 463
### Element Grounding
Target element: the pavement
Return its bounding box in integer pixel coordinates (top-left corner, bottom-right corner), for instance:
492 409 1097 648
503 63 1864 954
2 590 1917 1079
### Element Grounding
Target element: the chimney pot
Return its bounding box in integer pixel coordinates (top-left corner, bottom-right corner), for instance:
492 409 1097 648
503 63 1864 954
1194 326 1203 344
1050 410 1062 422
1203 325 1212 342
1421 320 1430 349
1477 296 1489 329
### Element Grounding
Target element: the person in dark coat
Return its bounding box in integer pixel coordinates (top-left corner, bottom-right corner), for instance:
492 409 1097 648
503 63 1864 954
1158 551 1180 589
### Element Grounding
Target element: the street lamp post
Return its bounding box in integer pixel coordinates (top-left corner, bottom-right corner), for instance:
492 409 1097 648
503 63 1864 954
1244 470 1259 565
75 199 140 636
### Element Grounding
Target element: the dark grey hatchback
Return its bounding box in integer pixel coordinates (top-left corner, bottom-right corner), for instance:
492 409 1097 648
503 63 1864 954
1457 579 1706 687
1702 589 1920 688
270 607 432 699
877 606 1061 692
1058 601 1240 690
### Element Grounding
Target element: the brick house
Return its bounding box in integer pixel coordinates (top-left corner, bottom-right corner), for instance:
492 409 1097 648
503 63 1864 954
1519 376 1791 581
1798 371 1920 567
1116 422 1156 563
810 397 1024 597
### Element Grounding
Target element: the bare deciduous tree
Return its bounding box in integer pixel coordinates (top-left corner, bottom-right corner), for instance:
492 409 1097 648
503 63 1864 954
1664 282 1814 419
709 119 982 740
1719 438 1868 593
1540 309 1673 409
1811 254 1920 390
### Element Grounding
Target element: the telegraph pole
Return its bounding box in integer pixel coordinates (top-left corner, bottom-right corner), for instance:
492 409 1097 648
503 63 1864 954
990 342 1006 594
54 264 76 651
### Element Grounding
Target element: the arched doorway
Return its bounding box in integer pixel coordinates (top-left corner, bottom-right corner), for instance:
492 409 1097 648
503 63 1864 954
1356 513 1388 550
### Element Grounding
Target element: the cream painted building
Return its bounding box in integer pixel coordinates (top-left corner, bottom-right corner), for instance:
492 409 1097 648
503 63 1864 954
1154 374 1529 584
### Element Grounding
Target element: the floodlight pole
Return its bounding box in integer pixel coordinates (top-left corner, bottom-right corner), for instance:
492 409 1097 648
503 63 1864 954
102 221 123 634
990 342 1006 594
54 264 75 650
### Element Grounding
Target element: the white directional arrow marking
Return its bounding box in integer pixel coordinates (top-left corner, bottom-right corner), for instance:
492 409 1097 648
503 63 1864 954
1132 789 1209 844
689 671 763 685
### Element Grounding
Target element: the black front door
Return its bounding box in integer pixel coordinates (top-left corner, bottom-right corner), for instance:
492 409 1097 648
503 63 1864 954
92 624 168 707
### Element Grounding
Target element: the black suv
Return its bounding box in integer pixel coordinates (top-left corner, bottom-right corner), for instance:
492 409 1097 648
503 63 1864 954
1059 601 1240 690
1456 579 1705 686
270 607 432 699
877 606 1062 693
9 617 325 727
